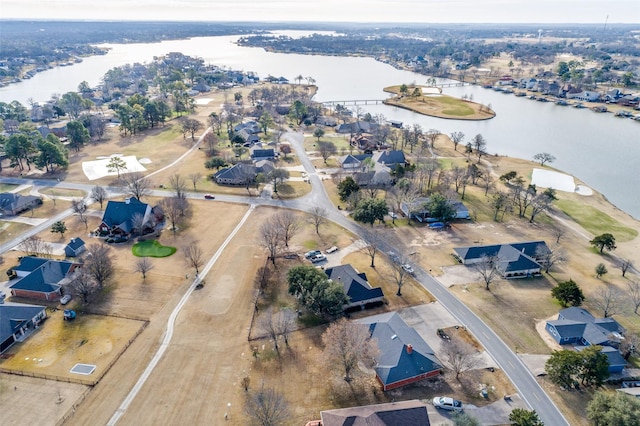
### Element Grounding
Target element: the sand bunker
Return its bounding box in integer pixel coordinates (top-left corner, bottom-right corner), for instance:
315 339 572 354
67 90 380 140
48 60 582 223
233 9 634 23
82 155 147 180
138 158 152 164
531 168 576 193
195 98 214 105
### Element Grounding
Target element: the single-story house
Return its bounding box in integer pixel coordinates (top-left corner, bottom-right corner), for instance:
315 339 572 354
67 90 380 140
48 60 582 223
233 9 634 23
357 312 443 391
546 307 625 348
567 90 601 102
337 154 372 170
401 197 471 223
372 150 406 170
234 121 261 134
353 170 393 187
575 346 627 374
336 121 380 134
64 237 86 257
250 148 276 161
9 256 79 301
0 193 42 216
236 129 260 145
214 161 275 186
0 302 47 354
325 264 384 311
453 241 549 279
319 400 430 426
99 198 152 236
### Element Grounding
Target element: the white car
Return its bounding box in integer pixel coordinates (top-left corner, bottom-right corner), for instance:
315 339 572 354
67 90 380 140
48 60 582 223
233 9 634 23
402 264 415 275
60 294 72 305
310 254 327 263
433 396 463 412
305 250 322 259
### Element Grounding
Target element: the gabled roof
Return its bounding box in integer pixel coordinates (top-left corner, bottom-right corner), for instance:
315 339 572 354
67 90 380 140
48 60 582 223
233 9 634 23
214 163 256 182
547 319 587 340
320 400 430 426
0 302 46 344
102 198 150 233
374 150 406 167
66 237 85 251
0 193 40 213
13 256 49 273
559 307 625 346
325 264 384 304
251 148 275 159
9 258 74 294
357 312 442 387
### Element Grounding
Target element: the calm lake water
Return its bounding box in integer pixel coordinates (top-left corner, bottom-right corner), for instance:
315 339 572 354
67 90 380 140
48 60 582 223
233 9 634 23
1 33 638 219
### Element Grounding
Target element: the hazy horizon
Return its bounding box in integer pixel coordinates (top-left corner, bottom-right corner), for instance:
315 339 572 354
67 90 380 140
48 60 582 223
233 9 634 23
3 0 639 24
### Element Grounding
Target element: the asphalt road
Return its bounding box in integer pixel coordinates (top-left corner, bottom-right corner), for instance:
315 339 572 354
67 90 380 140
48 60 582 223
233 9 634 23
0 130 568 425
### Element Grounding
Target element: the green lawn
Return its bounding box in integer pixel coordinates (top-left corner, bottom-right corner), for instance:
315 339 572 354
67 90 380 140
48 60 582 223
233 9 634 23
132 240 177 257
555 199 638 242
436 95 476 116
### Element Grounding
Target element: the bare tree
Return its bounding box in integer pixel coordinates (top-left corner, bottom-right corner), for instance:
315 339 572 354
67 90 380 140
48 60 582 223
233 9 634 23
592 287 623 318
91 185 108 209
276 308 296 347
475 255 501 290
538 244 567 273
70 269 97 304
617 259 634 278
183 242 204 275
317 140 337 164
161 196 189 234
321 318 378 383
169 174 188 200
244 385 290 426
259 216 281 266
188 172 202 191
121 172 152 201
620 333 639 360
450 131 465 151
71 198 89 230
135 257 154 280
442 339 481 380
552 227 566 244
360 227 383 268
627 280 640 314
202 132 218 156
18 235 52 257
309 206 327 235
274 211 300 248
389 253 412 296
259 307 281 353
84 244 114 289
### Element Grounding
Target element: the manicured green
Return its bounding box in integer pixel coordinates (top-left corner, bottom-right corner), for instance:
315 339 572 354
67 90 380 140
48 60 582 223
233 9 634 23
436 95 475 116
555 199 638 242
132 240 177 258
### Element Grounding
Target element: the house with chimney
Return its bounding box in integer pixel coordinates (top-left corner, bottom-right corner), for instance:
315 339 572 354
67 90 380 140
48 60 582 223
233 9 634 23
99 198 152 236
357 312 443 391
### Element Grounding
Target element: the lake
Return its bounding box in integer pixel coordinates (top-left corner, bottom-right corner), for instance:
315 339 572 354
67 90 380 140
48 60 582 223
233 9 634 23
1 33 638 219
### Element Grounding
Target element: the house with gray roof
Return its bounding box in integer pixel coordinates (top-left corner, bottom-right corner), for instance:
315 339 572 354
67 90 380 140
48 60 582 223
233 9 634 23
99 198 151 236
336 121 380 134
9 257 78 302
250 148 276 161
214 161 275 186
546 307 627 373
325 264 384 311
401 197 471 223
453 241 549 279
357 312 443 391
373 150 406 170
0 302 47 354
0 193 42 216
337 154 372 170
319 400 430 426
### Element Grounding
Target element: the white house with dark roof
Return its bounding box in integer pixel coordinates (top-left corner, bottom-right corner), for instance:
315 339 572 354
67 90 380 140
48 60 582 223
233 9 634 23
356 312 443 391
453 241 549 279
0 302 47 354
324 264 384 311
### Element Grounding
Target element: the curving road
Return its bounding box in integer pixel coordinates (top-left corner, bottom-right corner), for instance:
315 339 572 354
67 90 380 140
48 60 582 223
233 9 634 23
0 130 568 425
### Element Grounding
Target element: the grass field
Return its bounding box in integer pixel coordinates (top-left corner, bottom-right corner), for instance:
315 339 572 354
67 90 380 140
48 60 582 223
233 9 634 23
39 187 86 198
132 240 177 257
555 199 638 242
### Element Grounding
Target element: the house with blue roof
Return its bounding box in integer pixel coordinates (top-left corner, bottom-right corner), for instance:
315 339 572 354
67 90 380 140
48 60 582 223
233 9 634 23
64 237 86 257
546 307 627 373
9 257 79 302
453 241 549 279
0 302 47 354
99 198 152 236
373 150 406 170
357 312 443 391
325 264 384 311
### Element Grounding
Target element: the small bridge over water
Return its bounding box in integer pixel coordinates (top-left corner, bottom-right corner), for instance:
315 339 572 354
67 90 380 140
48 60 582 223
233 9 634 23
321 83 470 107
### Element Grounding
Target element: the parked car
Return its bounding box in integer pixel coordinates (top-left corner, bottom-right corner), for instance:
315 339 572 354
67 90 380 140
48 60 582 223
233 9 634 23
310 254 327 263
204 194 215 199
305 250 322 259
387 251 399 262
402 264 415 275
60 294 72 305
325 246 339 254
433 397 463 412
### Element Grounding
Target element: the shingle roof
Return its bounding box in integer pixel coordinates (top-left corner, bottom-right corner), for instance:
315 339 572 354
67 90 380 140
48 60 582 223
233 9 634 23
214 163 256 182
0 303 46 346
102 198 149 233
374 150 405 166
0 193 40 213
66 237 85 251
558 307 625 346
547 319 586 340
320 400 430 426
357 312 442 387
9 258 74 294
14 256 49 273
325 265 384 304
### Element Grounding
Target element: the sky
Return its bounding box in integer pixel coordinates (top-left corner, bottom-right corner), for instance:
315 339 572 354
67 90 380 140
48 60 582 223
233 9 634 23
2 0 640 24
